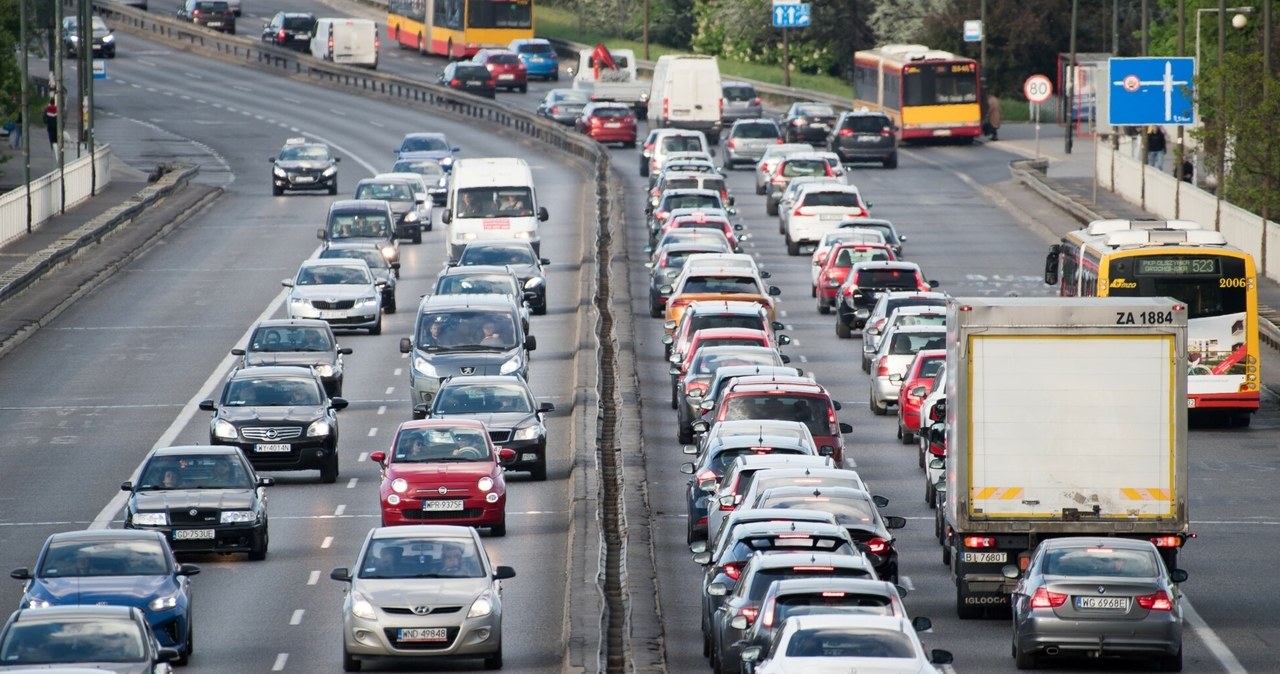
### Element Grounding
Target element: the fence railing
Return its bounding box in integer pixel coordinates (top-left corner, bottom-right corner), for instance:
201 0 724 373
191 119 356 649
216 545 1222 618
0 145 112 249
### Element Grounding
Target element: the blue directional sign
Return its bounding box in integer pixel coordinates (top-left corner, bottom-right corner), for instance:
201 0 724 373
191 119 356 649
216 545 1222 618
1107 57 1195 126
772 1 810 28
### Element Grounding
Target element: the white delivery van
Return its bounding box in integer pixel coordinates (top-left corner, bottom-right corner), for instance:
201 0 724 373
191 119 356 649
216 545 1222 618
311 18 378 69
647 55 723 142
441 158 549 261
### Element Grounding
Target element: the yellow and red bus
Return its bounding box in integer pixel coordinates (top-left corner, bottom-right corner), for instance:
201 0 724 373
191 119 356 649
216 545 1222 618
851 44 981 142
1046 219 1261 423
387 0 533 60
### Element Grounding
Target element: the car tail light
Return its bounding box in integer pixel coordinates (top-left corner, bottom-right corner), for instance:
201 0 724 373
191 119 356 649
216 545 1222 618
881 127 894 136
1136 590 1174 611
488 79 497 87
1031 588 1068 608
727 138 736 149
328 36 334 52
827 405 839 436
1150 536 1183 548
277 29 286 41
655 210 669 222
838 128 854 136
793 206 811 217
663 97 670 120
737 606 758 624
697 516 707 527
876 356 890 377
865 537 889 554
724 562 743 581
753 96 762 106
963 536 997 548
761 598 777 627
775 138 784 144
375 36 381 50
450 78 462 87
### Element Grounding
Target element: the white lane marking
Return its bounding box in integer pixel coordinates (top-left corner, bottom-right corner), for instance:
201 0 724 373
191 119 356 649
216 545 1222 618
347 478 359 489
385 387 395 395
136 59 157 67
289 609 304 626
183 72 203 80
282 97 301 104
232 85 251 92
899 576 915 592
329 108 347 117
377 405 386 415
367 428 377 437
370 120 385 128
271 653 288 671
393 368 402 376
321 536 334 549
1183 599 1247 673
798 355 808 363
307 570 321 586
90 290 290 529
334 505 346 516
358 453 369 462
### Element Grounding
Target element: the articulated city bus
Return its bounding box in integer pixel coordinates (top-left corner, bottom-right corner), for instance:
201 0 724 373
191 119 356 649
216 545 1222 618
851 44 982 142
1046 219 1260 423
387 0 533 59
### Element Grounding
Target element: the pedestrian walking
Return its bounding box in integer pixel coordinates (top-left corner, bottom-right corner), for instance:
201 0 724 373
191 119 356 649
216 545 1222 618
983 93 1001 141
1146 125 1166 168
43 98 60 157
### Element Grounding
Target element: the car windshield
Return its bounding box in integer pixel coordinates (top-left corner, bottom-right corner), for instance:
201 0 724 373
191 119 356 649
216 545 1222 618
782 160 829 177
401 136 449 152
735 123 780 139
320 248 389 271
39 539 170 577
724 395 827 437
329 213 391 239
455 64 490 78
418 311 518 350
0 618 147 664
249 326 332 352
454 188 534 218
224 378 323 406
760 494 877 528
784 628 915 658
661 136 704 152
663 194 721 211
354 182 414 202
885 332 946 355
279 145 330 162
391 159 445 177
459 245 535 266
138 455 252 491
283 16 314 30
297 264 372 286
434 384 533 414
843 116 892 132
680 275 760 295
724 86 756 101
795 104 836 117
692 350 781 375
776 593 896 619
1043 548 1160 577
436 274 516 296
358 536 485 579
391 428 492 463
833 247 891 267
517 42 554 54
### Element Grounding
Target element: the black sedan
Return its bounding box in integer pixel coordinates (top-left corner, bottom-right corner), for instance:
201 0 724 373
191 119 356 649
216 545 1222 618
233 319 351 396
270 137 340 196
782 102 838 144
455 241 550 315
121 446 274 560
438 62 496 99
198 366 348 483
752 485 906 583
426 375 555 480
537 88 592 126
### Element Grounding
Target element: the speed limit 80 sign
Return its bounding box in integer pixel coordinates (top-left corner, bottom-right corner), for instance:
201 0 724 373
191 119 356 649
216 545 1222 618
1023 74 1052 103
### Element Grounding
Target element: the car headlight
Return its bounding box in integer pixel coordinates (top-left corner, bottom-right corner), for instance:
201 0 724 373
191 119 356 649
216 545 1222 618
213 419 239 441
149 593 179 611
314 364 334 377
132 512 168 526
322 166 337 177
499 354 521 375
391 478 408 494
467 591 494 618
221 510 257 524
380 246 396 260
403 211 419 223
512 425 540 441
102 34 115 43
478 476 494 491
307 419 331 437
25 598 51 609
350 590 376 620
289 296 310 308
413 356 438 378
440 156 455 169
273 167 287 178
524 277 545 290
355 296 379 307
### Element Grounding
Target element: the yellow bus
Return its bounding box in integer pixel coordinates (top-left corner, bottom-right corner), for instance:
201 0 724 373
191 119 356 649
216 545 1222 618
851 44 981 142
388 0 532 60
1045 219 1260 423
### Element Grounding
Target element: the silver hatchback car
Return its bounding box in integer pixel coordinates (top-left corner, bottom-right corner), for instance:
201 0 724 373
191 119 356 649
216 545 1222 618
723 118 784 170
331 525 516 671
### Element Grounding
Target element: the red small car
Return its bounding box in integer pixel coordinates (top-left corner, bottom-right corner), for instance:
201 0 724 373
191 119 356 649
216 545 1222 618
896 349 946 444
371 419 515 535
576 102 638 147
814 242 897 313
698 376 851 464
472 48 527 93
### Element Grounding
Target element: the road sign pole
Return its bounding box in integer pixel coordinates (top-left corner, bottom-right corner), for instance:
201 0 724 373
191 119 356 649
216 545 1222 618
782 27 790 88
1035 103 1041 160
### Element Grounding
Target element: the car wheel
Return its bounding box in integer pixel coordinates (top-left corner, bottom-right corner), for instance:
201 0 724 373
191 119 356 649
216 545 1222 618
677 425 693 445
173 617 192 665
925 477 935 506
649 299 662 318
490 520 507 537
320 452 339 484
248 526 268 561
869 388 888 416
901 426 915 445
531 462 547 481
1162 648 1183 672
328 181 338 196
342 645 362 672
918 441 926 469
766 198 778 216
640 158 649 178
942 541 951 565
272 185 283 196
884 153 898 169
835 318 851 339
483 643 503 670
533 301 547 316
816 295 830 314
810 284 816 298
412 228 422 244
786 235 800 256
369 317 382 336
519 84 528 93
755 181 765 195
386 296 397 314
1013 640 1038 669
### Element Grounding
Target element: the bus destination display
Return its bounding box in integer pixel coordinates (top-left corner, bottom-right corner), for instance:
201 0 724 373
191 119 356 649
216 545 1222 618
1135 257 1220 275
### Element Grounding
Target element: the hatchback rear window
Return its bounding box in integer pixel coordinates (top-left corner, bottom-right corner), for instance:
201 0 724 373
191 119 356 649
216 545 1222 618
197 1 229 10
682 276 759 294
592 107 632 119
775 592 896 619
517 42 554 54
487 53 520 64
456 65 490 78
662 136 705 152
841 116 892 133
857 269 919 289
663 194 721 210
710 447 806 473
781 160 828 177
734 123 781 139
802 192 861 208
283 17 315 30
723 86 757 101
723 394 830 437
748 566 871 599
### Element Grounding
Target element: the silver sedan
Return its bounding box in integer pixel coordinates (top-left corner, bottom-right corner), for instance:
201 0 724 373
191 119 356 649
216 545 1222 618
283 258 384 335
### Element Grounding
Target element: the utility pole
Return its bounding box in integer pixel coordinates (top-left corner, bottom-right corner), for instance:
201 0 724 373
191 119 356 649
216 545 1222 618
81 0 97 192
19 0 31 233
1066 0 1078 154
980 0 987 76
1113 0 1120 55
642 0 649 60
1176 0 1187 186
1263 0 1272 271
54 0 65 212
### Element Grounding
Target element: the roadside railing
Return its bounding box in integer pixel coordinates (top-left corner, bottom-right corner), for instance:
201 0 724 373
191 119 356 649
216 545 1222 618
0 145 111 249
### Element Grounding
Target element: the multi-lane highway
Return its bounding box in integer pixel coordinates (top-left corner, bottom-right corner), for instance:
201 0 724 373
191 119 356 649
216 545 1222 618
4 1 1279 672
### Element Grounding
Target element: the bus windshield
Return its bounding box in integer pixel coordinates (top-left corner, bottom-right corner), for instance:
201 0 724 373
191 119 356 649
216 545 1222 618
1107 256 1247 319
468 0 532 28
903 64 979 106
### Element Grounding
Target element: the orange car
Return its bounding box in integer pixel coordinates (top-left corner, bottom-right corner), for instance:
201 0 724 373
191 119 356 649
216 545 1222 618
662 269 781 340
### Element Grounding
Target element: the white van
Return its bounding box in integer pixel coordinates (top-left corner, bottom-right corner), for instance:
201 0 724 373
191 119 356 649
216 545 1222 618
311 18 378 69
441 158 549 261
647 55 723 142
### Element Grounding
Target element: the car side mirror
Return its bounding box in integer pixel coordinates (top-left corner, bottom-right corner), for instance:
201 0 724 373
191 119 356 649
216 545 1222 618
281 279 294 288
1001 564 1021 579
399 338 413 354
538 401 555 414
316 229 325 240
493 565 517 580
412 404 429 420
340 347 354 355
692 550 712 565
884 515 907 529
776 335 791 346
839 422 853 433
928 280 940 288
268 157 277 163
741 646 762 664
1170 568 1189 583
729 615 748 630
930 650 954 665
157 648 182 663
929 458 945 470
258 477 275 487
831 399 842 410
873 495 889 508
330 398 349 411
525 335 537 351
707 583 728 597
231 348 246 356
566 66 576 77
538 207 549 222
329 568 352 583
692 421 708 433
771 321 785 331
441 209 452 224
911 616 932 633
498 448 517 465
818 446 834 457
540 258 551 265
767 286 781 296
198 399 216 411
9 568 31 580
780 354 791 363
120 481 133 491
679 462 695 474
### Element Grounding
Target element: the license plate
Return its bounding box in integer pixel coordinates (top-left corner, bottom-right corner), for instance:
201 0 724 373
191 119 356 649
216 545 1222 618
962 552 1007 563
319 310 345 319
293 176 314 183
858 136 879 143
1076 596 1130 610
498 74 514 80
255 443 291 453
466 80 483 86
207 22 223 27
605 122 621 128
397 627 447 642
423 500 464 511
820 214 844 220
521 452 538 462
812 124 828 130
173 529 215 541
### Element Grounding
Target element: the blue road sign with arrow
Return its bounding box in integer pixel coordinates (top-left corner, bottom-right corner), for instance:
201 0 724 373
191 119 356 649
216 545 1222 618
1107 57 1195 126
772 2 810 28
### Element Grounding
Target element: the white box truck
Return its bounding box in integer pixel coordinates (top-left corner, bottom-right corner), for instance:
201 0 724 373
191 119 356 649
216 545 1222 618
647 54 723 142
941 297 1191 619
569 47 649 116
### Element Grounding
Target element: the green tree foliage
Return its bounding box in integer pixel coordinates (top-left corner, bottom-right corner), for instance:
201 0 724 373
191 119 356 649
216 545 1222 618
691 0 872 77
1192 49 1280 220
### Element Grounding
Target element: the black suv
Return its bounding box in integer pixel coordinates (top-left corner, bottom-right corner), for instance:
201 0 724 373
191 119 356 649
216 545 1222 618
438 62 496 99
270 137 340 195
261 12 315 51
232 319 352 396
426 375 555 479
318 200 399 266
199 366 348 483
830 110 898 168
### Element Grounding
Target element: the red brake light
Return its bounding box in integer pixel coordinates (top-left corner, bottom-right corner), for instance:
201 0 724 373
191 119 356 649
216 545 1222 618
1150 536 1183 548
727 138 736 148
1136 590 1174 611
838 128 854 136
724 563 743 581
277 29 286 41
865 538 889 554
655 210 669 222
450 79 461 87
881 128 894 136
793 206 810 217
753 96 762 106
775 138 784 144
761 598 777 627
1031 588 1068 608
738 606 759 624
791 566 836 572
963 536 996 549
876 356 890 377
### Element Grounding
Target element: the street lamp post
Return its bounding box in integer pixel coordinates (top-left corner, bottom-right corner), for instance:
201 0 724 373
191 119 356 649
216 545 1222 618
1195 6 1254 77
1193 5 1253 197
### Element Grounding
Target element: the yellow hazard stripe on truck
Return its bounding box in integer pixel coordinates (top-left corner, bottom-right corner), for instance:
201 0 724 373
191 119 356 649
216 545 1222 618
972 487 1024 500
1121 488 1171 500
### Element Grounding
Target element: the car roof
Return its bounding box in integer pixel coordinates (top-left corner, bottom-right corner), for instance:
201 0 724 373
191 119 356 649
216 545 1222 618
729 520 849 538
329 199 392 212
727 454 832 469
437 375 530 389
723 507 839 527
150 445 242 458
45 529 167 544
708 434 814 451
889 305 947 316
369 524 479 541
419 293 521 311
685 301 769 314
253 318 333 329
748 551 873 570
761 485 876 500
851 260 922 271
300 258 371 269
227 365 319 379
728 375 824 390
768 577 901 597
438 264 518 277
12 605 139 621
395 418 489 433
1038 537 1160 551
783 613 914 632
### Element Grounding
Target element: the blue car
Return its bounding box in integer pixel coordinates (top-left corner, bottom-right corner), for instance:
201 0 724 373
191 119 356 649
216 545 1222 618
509 38 559 81
9 529 198 664
393 132 460 173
